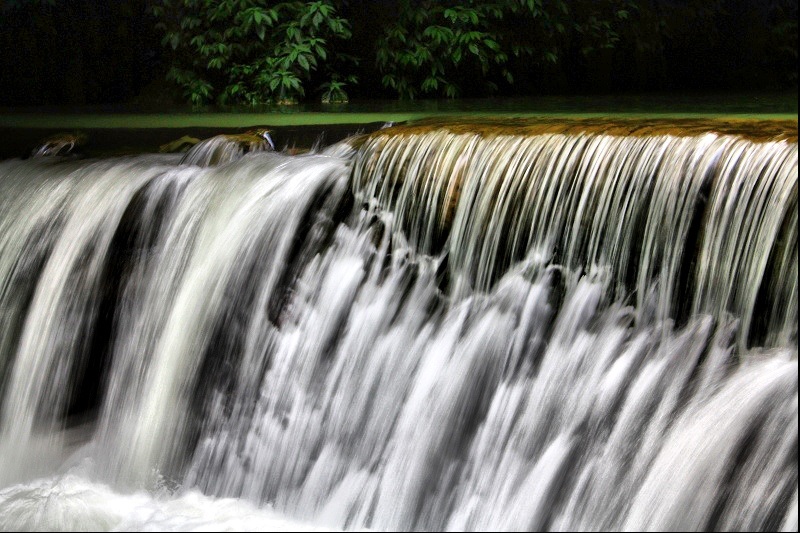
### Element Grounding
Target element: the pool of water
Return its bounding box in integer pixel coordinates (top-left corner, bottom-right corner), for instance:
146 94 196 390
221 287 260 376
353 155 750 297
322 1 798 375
1 92 797 128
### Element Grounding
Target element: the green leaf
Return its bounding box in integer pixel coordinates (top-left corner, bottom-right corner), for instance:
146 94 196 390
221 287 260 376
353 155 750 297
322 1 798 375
298 54 309 71
382 74 397 89
421 76 438 92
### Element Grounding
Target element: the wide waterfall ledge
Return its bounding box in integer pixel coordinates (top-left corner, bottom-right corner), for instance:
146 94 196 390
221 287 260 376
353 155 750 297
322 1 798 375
0 117 797 532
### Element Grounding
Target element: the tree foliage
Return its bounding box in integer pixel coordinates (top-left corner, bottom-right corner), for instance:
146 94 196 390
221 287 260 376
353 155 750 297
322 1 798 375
375 0 634 99
2 0 795 107
152 0 638 103
152 0 355 105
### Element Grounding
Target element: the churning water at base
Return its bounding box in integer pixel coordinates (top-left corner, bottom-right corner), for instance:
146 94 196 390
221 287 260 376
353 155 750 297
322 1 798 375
0 124 797 531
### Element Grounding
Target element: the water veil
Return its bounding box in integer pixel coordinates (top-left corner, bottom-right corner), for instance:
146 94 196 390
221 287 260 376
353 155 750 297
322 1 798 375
0 118 796 531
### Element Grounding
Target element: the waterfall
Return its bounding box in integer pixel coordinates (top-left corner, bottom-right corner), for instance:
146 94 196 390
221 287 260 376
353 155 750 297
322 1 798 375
0 120 796 531
352 124 797 347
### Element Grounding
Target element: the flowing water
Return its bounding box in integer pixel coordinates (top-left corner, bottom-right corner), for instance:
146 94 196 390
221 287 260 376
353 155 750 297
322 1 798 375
0 121 796 531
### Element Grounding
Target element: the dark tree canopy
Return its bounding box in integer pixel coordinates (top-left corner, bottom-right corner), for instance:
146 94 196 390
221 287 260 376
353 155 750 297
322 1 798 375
0 0 796 106
0 0 158 106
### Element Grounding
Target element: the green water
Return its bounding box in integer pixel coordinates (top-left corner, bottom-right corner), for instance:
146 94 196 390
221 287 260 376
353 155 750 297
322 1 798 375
1 93 796 129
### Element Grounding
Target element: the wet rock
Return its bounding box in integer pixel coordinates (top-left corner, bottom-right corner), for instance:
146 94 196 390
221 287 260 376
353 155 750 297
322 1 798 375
31 132 87 157
159 135 201 153
179 130 276 167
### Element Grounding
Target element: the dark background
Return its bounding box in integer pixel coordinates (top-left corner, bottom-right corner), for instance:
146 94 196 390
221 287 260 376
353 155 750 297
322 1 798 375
0 0 797 107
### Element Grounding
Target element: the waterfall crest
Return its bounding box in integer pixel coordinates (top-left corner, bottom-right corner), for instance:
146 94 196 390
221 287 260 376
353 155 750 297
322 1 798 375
353 125 798 348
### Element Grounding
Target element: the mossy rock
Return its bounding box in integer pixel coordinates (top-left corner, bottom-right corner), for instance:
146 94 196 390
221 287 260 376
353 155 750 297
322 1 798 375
159 135 202 153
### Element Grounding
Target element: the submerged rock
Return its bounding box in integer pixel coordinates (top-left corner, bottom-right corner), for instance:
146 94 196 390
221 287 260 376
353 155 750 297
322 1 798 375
179 130 276 167
31 132 87 157
159 135 202 154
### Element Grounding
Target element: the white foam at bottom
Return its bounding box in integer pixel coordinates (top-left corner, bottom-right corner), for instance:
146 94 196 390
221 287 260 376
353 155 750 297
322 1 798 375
0 474 339 532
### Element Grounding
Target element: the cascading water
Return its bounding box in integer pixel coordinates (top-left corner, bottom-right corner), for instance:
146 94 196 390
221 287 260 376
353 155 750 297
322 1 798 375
0 120 796 531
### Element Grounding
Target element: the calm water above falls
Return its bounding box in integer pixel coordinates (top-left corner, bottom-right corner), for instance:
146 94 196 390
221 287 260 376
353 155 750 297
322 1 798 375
0 122 796 531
